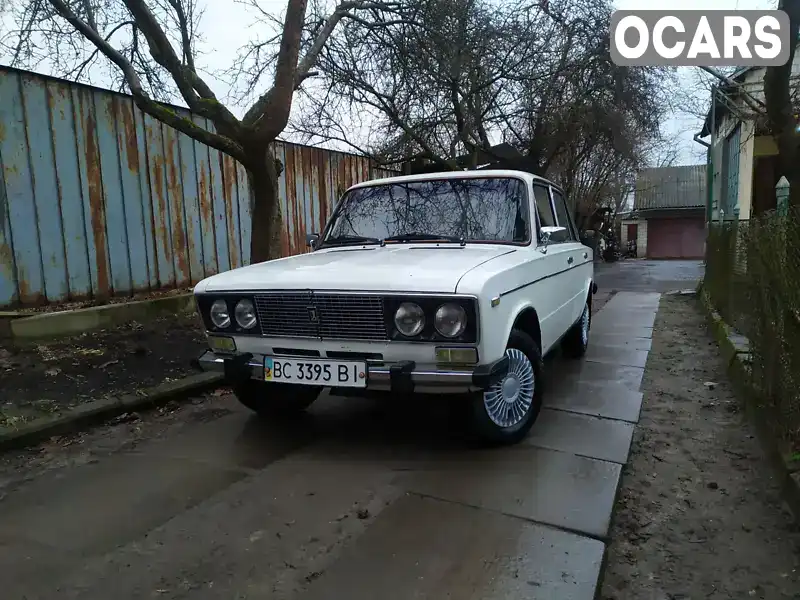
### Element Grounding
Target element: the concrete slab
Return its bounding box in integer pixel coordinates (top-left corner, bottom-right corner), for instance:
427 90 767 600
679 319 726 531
613 290 662 303
526 408 635 464
549 360 645 392
0 453 244 553
543 381 644 423
401 447 622 539
593 317 655 332
595 308 657 320
299 494 605 600
583 344 650 368
590 333 652 352
599 305 659 318
588 322 653 338
596 304 658 317
141 409 318 471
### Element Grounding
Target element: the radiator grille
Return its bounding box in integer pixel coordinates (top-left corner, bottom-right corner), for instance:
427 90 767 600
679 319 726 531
254 292 388 341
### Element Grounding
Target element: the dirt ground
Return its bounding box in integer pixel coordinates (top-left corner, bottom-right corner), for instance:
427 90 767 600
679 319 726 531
602 295 800 599
0 311 206 430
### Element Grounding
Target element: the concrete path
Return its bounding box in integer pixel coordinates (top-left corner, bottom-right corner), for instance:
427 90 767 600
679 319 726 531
0 293 659 599
594 259 703 293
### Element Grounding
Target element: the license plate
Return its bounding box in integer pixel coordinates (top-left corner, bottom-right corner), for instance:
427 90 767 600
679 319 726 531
264 357 367 388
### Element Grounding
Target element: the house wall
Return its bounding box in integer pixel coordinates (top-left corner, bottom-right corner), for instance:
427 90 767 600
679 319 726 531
738 119 755 220
707 60 800 222
710 113 755 221
621 219 634 245
636 218 648 257
0 66 396 308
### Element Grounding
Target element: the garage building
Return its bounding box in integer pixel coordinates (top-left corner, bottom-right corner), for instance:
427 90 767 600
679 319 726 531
621 165 707 260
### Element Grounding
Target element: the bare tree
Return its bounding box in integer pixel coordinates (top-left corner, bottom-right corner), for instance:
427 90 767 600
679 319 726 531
291 0 669 231
293 0 551 166
2 0 403 262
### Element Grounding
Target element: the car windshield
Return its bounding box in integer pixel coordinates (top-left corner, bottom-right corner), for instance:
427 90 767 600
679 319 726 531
321 177 530 246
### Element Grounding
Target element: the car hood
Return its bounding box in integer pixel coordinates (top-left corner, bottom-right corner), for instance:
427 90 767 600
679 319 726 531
196 245 516 294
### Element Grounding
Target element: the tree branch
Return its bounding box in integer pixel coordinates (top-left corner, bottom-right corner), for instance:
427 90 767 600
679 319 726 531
45 0 246 162
120 0 242 136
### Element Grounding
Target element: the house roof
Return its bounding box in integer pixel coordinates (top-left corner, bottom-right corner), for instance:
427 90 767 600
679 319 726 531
698 66 761 138
634 165 707 210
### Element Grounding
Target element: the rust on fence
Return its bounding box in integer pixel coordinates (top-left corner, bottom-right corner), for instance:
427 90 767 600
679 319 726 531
0 65 396 308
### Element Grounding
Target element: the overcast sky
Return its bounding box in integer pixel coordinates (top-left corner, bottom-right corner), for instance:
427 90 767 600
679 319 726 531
0 0 782 165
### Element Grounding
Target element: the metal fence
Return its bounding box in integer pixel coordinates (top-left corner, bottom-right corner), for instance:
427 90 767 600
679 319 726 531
704 208 800 449
0 66 395 308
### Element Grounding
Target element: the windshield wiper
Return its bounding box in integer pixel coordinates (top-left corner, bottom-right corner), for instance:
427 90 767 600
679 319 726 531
382 232 466 246
321 235 381 247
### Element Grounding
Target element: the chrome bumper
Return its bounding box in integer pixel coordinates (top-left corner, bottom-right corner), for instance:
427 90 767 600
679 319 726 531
195 350 509 394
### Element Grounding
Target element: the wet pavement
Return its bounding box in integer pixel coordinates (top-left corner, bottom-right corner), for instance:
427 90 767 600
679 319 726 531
0 292 665 600
594 259 704 293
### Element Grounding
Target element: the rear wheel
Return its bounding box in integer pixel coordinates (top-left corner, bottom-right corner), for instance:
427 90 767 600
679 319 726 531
233 380 321 417
468 329 543 445
562 298 590 359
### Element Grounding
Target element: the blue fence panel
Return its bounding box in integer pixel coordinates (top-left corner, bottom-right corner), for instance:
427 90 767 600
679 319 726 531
162 123 191 287
95 91 133 295
23 75 69 302
0 70 43 304
192 115 218 277
48 79 92 299
0 66 395 308
206 121 230 274
114 96 151 293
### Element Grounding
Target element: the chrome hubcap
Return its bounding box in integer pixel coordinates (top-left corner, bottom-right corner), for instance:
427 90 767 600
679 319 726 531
580 304 590 346
483 348 535 428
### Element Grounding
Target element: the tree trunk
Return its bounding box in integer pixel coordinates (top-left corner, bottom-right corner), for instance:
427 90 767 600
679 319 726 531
247 146 284 264
790 173 800 209
764 0 800 207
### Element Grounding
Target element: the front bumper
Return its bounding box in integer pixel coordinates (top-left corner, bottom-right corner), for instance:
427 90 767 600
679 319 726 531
194 350 509 394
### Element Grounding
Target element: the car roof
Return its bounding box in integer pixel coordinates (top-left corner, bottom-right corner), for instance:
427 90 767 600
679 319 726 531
347 169 558 192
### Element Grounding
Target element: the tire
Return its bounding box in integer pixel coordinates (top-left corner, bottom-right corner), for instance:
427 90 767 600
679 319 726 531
233 379 321 418
468 329 544 445
562 298 591 359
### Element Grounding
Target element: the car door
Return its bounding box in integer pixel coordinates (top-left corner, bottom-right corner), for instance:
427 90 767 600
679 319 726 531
530 183 575 352
549 186 588 326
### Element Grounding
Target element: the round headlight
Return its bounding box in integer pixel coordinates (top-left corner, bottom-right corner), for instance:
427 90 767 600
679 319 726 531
434 303 467 338
394 302 425 337
234 299 257 329
210 299 231 329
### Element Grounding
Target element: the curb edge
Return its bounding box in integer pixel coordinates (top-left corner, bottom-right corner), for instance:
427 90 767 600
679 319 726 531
0 371 224 452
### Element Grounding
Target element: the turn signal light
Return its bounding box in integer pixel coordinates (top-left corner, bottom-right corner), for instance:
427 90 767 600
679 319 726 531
435 347 478 365
208 335 236 354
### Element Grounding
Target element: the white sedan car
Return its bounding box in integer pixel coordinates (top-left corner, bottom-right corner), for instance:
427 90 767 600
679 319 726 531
194 170 595 444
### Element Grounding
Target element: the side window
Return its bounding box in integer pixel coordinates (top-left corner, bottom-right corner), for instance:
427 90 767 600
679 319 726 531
551 188 576 243
533 184 555 239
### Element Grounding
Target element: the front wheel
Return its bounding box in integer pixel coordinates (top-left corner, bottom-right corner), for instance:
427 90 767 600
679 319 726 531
468 329 543 445
233 379 321 418
562 299 590 359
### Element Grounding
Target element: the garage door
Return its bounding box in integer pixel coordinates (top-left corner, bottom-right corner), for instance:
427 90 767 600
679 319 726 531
647 217 705 259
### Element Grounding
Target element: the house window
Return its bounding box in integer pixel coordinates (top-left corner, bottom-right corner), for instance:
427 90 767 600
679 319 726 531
721 124 741 218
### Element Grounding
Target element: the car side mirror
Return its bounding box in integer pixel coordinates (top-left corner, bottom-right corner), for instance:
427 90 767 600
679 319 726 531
539 226 566 253
306 233 320 250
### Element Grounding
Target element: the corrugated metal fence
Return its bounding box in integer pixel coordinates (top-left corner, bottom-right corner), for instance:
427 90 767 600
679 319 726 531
0 66 395 308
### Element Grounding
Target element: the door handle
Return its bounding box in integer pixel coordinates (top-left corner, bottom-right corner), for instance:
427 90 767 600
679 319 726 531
567 256 574 265
583 252 588 259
